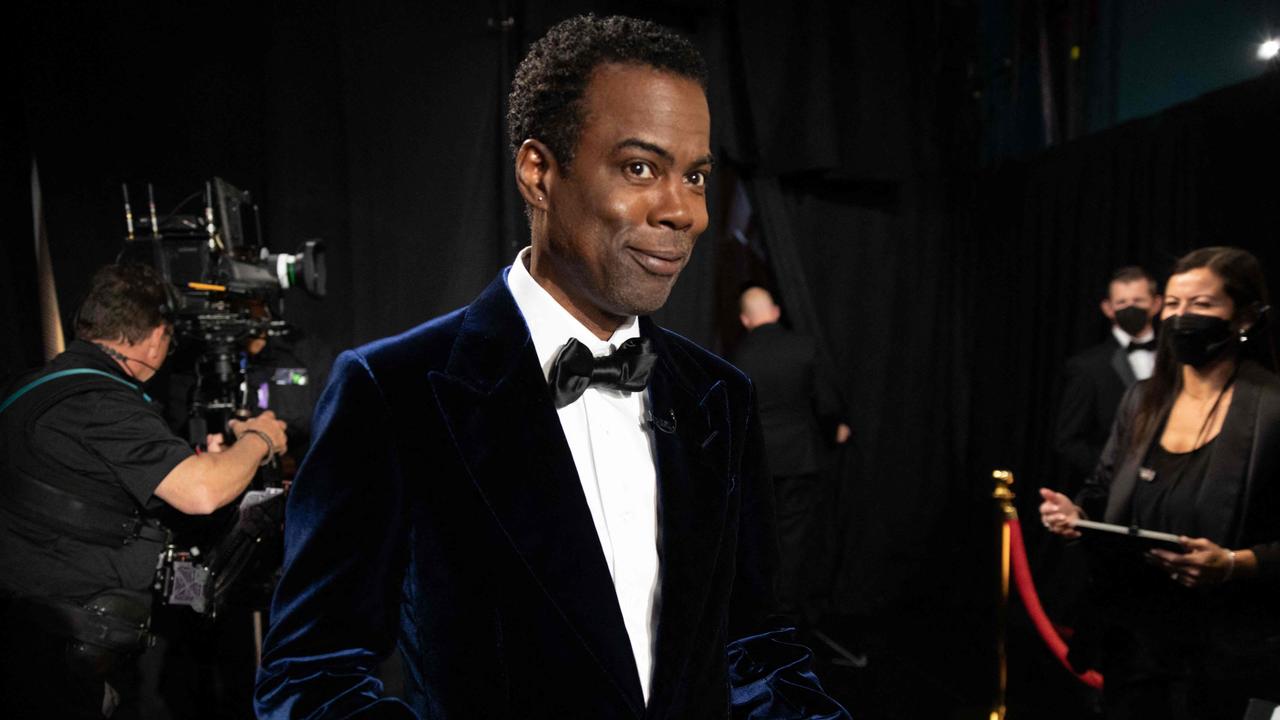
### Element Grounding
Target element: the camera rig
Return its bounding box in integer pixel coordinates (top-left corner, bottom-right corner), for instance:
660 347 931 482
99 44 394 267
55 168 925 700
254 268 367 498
118 178 324 437
117 178 325 617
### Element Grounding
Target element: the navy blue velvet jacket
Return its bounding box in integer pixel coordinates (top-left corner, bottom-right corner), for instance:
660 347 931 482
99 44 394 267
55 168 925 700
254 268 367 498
254 273 850 719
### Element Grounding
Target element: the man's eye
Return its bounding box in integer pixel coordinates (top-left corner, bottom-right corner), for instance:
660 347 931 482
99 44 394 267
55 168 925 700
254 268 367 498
686 171 707 187
626 162 655 179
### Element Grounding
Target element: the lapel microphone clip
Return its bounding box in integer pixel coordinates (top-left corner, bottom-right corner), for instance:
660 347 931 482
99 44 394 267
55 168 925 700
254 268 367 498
645 409 677 434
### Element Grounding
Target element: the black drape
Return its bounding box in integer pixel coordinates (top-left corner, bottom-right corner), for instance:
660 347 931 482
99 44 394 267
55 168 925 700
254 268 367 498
710 0 984 615
1 11 41 381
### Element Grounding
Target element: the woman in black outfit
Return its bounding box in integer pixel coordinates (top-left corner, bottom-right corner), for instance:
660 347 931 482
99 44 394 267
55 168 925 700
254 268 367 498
1040 246 1280 719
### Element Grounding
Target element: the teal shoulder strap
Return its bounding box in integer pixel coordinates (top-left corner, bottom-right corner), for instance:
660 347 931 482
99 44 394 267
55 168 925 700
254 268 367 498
0 368 152 415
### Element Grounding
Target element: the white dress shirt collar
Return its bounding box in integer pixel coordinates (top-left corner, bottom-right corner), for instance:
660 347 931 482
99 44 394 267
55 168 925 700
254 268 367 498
1112 325 1154 346
506 247 641 381
1113 325 1156 381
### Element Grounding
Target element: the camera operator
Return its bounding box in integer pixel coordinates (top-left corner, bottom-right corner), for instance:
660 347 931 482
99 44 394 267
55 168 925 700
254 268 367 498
0 263 287 719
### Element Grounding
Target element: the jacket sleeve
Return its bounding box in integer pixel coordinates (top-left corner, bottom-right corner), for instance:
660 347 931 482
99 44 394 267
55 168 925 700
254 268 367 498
255 350 417 719
809 340 848 437
1053 359 1104 485
1075 381 1142 521
727 380 851 720
1242 377 1280 580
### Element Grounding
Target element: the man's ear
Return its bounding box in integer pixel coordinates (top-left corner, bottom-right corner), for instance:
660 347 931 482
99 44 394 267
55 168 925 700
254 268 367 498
739 313 751 330
143 324 166 362
1150 295 1163 317
515 139 557 212
1100 299 1115 321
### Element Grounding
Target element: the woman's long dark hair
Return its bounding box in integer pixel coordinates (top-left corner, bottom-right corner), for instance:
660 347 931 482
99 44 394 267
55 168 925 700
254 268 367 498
1129 246 1277 446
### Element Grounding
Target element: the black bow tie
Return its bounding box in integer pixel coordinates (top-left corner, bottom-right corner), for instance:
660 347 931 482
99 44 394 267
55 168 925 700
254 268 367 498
548 336 657 409
1127 339 1157 353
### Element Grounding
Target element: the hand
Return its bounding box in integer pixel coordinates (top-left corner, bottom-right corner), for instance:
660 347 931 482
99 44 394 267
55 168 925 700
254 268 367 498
204 433 226 454
1038 488 1082 538
834 423 851 444
229 410 289 458
1149 537 1234 588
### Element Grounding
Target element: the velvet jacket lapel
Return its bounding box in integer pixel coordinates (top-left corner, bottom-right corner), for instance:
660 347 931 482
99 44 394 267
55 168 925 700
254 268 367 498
1103 362 1264 544
425 275 645 715
642 318 732 718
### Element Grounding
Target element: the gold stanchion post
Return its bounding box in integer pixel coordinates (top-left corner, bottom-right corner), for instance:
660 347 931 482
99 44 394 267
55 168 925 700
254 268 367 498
991 469 1017 720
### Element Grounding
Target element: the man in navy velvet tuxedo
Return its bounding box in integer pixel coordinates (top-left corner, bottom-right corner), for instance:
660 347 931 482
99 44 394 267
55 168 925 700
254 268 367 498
255 15 849 719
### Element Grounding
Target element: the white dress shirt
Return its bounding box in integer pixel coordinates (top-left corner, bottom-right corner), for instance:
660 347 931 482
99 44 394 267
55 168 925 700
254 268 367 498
505 248 660 703
1112 325 1156 381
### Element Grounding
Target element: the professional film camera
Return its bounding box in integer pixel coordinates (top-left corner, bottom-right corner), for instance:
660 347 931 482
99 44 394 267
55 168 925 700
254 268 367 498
119 178 324 433
117 178 326 617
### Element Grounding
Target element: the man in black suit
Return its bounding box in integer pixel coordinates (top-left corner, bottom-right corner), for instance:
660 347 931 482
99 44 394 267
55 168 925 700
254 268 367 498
255 15 848 720
730 286 849 620
1053 266 1162 492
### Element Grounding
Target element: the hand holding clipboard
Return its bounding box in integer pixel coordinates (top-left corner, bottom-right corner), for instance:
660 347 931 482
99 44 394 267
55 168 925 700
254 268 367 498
1038 487 1247 588
1071 518 1185 553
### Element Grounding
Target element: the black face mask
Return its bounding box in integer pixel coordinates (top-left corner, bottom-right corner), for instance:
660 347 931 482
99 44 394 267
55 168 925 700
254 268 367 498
1113 306 1149 336
1167 313 1236 368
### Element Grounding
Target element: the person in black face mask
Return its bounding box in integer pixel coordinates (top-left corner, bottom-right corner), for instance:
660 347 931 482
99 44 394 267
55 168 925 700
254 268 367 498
1053 266 1162 495
1039 247 1280 719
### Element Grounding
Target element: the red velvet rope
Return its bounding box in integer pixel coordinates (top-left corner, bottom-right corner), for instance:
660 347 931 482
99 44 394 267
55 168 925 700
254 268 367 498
1006 517 1104 690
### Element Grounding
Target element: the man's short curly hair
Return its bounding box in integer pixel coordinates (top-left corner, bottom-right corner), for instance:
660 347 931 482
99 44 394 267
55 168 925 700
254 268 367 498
76 263 171 344
506 14 707 170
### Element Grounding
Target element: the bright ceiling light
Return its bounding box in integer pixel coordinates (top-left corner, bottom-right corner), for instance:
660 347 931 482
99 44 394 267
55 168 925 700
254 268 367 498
1259 39 1280 60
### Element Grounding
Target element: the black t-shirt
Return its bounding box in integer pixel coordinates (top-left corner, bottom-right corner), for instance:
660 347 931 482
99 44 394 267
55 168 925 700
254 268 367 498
1132 437 1217 538
0 341 193 601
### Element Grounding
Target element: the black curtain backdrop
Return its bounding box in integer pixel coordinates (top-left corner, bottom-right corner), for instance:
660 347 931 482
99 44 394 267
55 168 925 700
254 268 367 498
1 17 40 379
7 0 1280 657
708 0 985 615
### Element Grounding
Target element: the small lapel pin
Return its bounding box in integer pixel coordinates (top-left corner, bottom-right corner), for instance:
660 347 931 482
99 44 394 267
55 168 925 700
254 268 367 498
1138 467 1156 482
